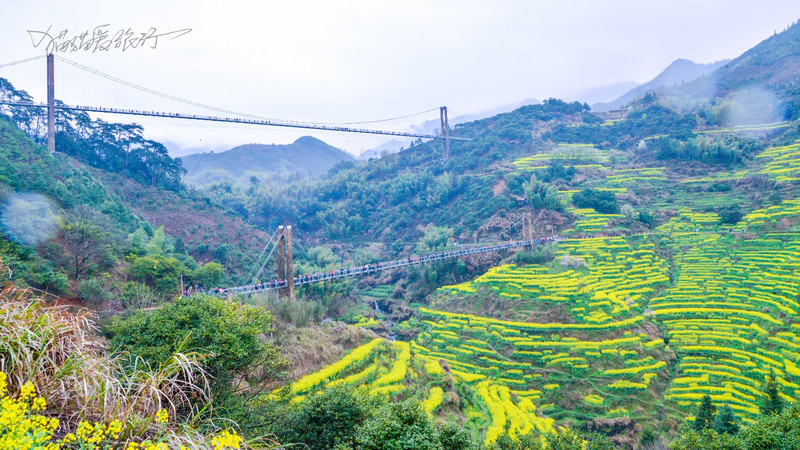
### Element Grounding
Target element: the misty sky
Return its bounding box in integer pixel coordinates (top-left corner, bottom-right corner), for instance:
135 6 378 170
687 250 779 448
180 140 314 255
2 0 800 156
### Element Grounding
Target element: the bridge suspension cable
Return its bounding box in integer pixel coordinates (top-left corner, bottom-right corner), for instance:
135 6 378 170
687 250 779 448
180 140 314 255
0 55 47 70
53 55 446 129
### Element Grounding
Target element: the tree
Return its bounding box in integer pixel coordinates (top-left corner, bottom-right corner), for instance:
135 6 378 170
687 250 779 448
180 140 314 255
694 394 717 431
192 262 223 287
524 174 561 211
572 188 618 214
130 254 184 294
355 400 446 450
281 386 372 449
760 371 784 416
416 224 453 253
713 404 740 435
58 219 112 280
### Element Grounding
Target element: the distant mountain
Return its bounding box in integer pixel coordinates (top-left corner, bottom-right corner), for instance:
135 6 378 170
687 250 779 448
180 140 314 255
593 59 730 111
574 81 640 106
669 20 800 125
358 139 411 160
181 136 354 186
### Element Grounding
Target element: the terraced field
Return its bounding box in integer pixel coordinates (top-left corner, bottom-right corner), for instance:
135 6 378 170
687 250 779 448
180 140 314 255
289 140 800 443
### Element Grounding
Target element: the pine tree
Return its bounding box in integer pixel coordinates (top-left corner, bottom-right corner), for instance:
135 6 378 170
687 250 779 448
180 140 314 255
693 394 717 431
712 403 740 435
760 371 784 415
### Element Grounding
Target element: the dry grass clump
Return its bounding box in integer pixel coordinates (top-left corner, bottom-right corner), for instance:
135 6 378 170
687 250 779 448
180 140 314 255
0 259 208 431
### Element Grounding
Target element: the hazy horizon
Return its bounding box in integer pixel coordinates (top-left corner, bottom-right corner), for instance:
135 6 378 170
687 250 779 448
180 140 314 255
1 1 799 156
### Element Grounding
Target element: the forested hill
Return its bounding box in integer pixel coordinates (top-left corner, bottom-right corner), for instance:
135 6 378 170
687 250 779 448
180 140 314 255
181 136 354 187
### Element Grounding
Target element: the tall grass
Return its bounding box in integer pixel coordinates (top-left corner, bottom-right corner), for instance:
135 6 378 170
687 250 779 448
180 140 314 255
0 259 208 433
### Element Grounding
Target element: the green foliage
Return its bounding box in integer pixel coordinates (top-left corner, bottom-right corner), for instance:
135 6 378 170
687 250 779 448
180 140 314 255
537 160 576 183
650 135 762 165
760 371 784 416
640 426 659 446
76 276 113 308
355 399 453 450
694 394 717 431
213 244 230 263
191 262 223 287
672 404 800 449
435 421 474 450
572 188 618 214
545 98 697 149
119 281 160 310
669 428 743 450
544 427 586 450
129 254 184 294
58 219 114 280
638 211 656 228
713 404 740 435
279 386 372 449
513 243 556 265
523 175 561 211
739 403 800 449
416 225 454 254
107 295 283 387
1 78 185 191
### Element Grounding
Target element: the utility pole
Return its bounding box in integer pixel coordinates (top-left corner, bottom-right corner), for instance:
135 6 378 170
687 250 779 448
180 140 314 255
47 53 55 154
440 106 450 161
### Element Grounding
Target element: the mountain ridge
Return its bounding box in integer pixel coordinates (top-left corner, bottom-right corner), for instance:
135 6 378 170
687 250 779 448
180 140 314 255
181 136 354 186
593 58 730 111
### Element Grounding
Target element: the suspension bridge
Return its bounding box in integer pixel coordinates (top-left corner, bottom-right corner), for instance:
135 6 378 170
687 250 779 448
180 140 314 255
225 214 544 299
0 54 468 161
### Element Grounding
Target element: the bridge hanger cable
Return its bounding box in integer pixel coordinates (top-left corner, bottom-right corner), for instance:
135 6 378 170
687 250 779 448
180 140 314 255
54 55 441 128
0 55 47 70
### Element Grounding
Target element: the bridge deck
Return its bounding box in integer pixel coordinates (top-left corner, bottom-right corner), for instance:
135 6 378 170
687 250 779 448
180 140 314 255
0 101 470 141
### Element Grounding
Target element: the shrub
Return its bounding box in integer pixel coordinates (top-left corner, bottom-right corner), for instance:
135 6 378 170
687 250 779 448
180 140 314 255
107 295 285 388
514 243 556 265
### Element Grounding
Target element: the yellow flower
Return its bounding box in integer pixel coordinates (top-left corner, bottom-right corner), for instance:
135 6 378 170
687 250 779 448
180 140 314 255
32 396 47 411
155 408 169 424
20 382 36 400
107 419 123 439
211 429 243 450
